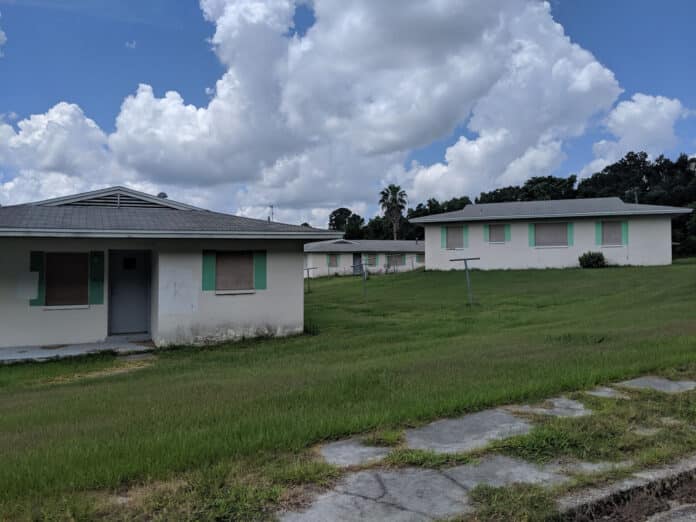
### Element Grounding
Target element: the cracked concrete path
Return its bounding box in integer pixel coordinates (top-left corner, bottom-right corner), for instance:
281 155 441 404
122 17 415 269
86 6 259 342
320 439 391 467
280 456 566 522
284 376 696 521
506 396 591 418
404 409 531 454
618 376 696 394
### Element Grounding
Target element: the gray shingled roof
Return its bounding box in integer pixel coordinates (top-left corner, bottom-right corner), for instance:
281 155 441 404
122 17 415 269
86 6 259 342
305 239 424 253
0 187 341 239
410 197 692 224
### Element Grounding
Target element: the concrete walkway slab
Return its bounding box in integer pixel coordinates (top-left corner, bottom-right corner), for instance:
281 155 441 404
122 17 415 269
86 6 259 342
618 377 696 394
319 439 390 467
586 386 629 400
506 397 591 418
404 409 532 454
443 455 567 489
0 335 154 364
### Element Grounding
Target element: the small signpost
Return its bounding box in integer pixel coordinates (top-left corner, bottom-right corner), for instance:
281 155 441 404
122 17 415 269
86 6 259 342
304 267 318 293
449 256 480 306
350 262 368 299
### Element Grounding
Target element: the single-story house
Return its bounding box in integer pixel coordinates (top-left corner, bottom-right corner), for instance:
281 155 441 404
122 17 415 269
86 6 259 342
410 197 692 270
304 239 425 277
0 186 340 349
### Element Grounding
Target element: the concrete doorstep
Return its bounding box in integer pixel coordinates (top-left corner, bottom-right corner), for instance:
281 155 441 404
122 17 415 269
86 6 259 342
280 376 696 521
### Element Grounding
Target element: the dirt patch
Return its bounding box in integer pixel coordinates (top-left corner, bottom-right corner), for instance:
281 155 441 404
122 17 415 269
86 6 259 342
561 469 696 521
42 359 155 384
40 344 69 350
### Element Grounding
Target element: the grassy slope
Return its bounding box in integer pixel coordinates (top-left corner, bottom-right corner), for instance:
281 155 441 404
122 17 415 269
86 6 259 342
1 261 696 515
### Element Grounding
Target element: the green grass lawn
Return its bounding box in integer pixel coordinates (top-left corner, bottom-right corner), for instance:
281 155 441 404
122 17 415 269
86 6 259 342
2 261 696 519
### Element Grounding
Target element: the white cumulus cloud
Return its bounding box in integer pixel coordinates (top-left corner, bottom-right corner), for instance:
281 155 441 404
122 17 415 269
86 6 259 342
0 0 685 225
580 93 687 177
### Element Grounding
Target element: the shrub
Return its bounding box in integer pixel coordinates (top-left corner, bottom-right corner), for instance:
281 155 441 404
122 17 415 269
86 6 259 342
579 251 607 268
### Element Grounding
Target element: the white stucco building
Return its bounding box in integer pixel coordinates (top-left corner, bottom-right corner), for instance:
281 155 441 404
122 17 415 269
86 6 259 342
0 187 340 349
304 239 425 277
410 198 691 271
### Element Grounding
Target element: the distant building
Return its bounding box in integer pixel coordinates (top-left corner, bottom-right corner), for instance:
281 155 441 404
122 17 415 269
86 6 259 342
410 197 691 270
304 239 425 277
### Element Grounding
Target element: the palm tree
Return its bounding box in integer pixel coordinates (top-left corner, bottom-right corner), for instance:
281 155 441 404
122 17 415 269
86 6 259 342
379 184 407 240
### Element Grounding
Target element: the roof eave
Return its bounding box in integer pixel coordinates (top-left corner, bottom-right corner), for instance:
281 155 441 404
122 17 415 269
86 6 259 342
411 209 692 224
0 229 344 240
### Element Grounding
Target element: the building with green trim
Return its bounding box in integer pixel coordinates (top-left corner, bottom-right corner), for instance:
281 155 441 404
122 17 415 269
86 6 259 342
411 197 691 270
0 186 340 348
304 239 425 277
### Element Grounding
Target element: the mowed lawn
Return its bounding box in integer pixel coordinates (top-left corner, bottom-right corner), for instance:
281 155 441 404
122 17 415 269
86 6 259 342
2 261 696 517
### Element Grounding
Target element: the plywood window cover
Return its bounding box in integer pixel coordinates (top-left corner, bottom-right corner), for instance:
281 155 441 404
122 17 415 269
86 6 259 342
216 251 254 291
534 223 568 247
602 221 623 246
489 224 506 243
45 253 89 306
328 254 339 267
446 226 464 249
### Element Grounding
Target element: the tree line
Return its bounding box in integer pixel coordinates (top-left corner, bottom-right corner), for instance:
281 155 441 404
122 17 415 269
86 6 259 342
326 151 696 255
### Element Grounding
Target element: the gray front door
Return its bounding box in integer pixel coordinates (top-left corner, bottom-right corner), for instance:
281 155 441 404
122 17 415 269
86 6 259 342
353 253 362 275
109 251 150 335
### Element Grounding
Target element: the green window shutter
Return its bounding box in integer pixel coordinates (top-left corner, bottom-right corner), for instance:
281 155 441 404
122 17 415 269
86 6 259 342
401 254 406 265
463 225 469 248
528 224 535 247
440 226 446 248
375 254 379 267
202 251 216 291
504 224 511 242
29 251 45 306
326 254 331 267
567 222 574 246
595 221 602 246
88 251 105 305
483 224 490 243
254 251 267 290
622 220 629 245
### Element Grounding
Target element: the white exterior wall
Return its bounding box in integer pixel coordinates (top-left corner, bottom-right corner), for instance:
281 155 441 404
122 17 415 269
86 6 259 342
0 238 304 348
304 251 425 278
423 216 673 271
154 239 303 346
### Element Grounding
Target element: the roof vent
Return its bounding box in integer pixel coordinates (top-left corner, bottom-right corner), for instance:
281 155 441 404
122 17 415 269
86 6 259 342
157 192 168 199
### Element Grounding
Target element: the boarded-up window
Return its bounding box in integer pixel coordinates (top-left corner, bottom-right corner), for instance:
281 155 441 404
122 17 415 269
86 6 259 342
387 254 405 267
446 226 463 249
416 253 425 263
534 223 568 247
602 221 622 245
366 254 377 266
216 252 254 291
45 253 89 306
489 224 506 243
328 254 339 267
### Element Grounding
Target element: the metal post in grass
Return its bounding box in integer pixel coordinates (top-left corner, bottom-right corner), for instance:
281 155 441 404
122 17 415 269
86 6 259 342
304 267 318 293
350 262 367 299
450 256 480 306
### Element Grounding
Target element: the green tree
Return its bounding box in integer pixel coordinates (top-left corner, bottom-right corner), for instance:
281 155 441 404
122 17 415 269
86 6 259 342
344 214 365 239
328 208 352 231
379 184 408 240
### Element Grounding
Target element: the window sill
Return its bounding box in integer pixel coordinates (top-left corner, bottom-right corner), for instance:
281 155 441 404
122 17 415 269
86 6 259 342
601 244 625 248
215 289 256 296
534 245 569 249
488 241 506 245
42 305 90 311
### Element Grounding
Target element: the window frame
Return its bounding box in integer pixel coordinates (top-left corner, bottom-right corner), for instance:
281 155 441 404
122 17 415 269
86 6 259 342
601 220 623 247
215 251 255 293
488 224 507 244
445 225 464 250
365 254 377 267
327 253 339 268
44 252 90 307
533 222 570 248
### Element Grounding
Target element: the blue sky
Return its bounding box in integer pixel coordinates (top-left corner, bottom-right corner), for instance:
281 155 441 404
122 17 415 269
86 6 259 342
0 1 694 222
